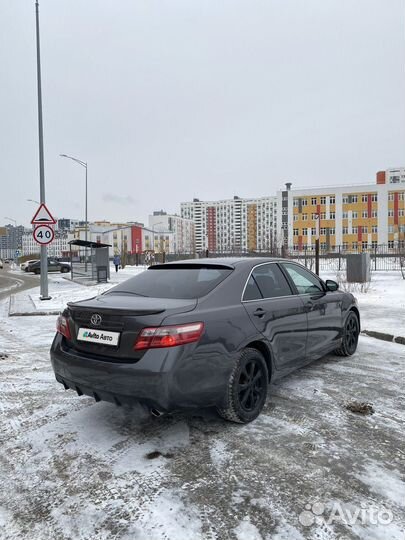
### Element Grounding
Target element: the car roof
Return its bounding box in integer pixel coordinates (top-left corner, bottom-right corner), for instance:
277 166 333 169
159 257 285 269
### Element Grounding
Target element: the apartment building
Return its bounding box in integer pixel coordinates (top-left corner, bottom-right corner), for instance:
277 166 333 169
148 212 195 254
21 230 72 258
180 196 277 253
277 168 405 250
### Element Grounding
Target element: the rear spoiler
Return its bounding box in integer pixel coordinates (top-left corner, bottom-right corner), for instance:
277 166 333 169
149 263 235 270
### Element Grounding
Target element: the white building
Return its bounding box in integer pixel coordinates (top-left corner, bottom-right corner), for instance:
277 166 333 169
148 212 195 254
22 230 72 258
180 196 277 253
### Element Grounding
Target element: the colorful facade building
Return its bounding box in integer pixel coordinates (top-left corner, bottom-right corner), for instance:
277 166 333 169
181 196 277 253
277 168 405 250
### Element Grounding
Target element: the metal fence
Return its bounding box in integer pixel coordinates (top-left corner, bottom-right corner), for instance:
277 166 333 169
122 244 405 272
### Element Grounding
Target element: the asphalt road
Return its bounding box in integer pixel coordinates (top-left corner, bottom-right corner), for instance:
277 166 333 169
0 266 39 301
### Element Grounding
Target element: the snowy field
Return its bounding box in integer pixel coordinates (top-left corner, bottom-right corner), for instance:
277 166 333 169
0 266 404 539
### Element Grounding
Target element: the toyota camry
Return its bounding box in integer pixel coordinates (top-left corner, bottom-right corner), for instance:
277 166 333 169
50 258 360 423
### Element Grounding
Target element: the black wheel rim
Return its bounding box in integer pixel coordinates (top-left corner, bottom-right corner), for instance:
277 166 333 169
237 360 265 412
345 315 359 353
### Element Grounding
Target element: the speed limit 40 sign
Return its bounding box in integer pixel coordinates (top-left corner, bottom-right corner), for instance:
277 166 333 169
33 224 55 245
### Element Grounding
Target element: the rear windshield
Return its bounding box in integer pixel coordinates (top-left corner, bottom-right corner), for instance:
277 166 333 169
106 265 233 299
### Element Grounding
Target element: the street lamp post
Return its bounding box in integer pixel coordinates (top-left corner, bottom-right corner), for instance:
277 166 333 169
35 0 50 299
60 154 88 270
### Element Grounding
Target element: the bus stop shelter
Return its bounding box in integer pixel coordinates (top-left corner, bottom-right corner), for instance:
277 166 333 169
69 239 111 283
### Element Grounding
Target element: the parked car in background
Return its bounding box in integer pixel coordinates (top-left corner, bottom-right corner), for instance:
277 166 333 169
21 259 40 272
28 258 71 274
51 258 360 424
0 259 3 269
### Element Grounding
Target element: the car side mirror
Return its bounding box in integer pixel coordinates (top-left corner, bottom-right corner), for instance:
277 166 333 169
325 279 339 291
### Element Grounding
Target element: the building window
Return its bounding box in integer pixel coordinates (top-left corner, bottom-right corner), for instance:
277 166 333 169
320 196 326 205
372 225 378 233
388 209 394 217
352 226 358 234
342 211 348 219
371 241 378 248
399 193 404 201
302 228 308 236
351 195 358 203
342 242 348 249
352 211 358 219
320 228 326 235
362 211 368 218
311 228 316 235
293 198 299 207
329 227 335 235
293 229 299 236
320 242 327 249
342 227 348 234
352 242 358 249
311 197 317 205
362 226 368 234
302 214 308 221
372 194 378 202
330 196 335 204
362 194 368 203
362 241 368 249
293 215 298 222
329 212 336 219
320 212 326 219
302 199 308 206
388 225 394 233
388 193 394 201
399 209 405 217
388 240 394 248
372 210 377 218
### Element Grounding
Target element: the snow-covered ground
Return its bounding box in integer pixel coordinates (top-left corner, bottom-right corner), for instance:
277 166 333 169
0 267 404 539
320 270 405 337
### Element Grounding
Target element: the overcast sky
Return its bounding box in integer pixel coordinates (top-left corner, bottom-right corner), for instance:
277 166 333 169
1 0 404 227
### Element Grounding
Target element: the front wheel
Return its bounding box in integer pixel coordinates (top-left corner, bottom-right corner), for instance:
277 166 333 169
334 311 359 356
34 268 40 275
217 348 268 424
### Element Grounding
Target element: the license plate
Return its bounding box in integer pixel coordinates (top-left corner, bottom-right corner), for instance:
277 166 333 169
77 327 120 346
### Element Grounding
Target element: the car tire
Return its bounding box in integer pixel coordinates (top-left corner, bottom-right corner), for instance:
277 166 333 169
61 267 69 273
334 311 359 357
34 268 40 275
217 347 268 424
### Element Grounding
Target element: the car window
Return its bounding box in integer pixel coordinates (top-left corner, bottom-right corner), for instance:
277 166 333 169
282 263 324 295
243 276 263 301
249 264 293 299
107 265 233 299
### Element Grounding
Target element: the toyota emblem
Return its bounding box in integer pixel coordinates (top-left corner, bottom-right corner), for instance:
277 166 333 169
90 314 102 326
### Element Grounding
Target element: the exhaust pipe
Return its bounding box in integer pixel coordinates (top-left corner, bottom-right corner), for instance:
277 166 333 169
150 408 164 418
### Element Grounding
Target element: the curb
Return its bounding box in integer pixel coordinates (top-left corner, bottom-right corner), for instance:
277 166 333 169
8 295 60 317
361 330 405 346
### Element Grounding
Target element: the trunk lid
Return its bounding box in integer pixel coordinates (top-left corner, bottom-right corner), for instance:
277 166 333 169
66 293 197 361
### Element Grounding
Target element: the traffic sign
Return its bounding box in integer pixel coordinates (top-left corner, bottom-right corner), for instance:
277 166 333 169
33 225 55 245
31 203 56 225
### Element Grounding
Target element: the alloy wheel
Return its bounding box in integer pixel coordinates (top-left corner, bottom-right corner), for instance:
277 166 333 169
345 315 359 354
237 359 266 412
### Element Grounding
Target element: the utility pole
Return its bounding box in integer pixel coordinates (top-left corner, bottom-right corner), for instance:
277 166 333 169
35 0 50 299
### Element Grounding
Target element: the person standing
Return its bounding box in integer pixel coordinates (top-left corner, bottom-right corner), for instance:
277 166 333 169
113 254 121 272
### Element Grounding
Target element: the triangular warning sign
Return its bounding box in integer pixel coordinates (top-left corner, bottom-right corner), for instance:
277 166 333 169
31 203 56 225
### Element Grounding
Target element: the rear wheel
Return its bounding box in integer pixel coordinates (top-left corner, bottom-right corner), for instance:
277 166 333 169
334 311 359 356
34 268 40 275
217 348 268 424
61 267 69 273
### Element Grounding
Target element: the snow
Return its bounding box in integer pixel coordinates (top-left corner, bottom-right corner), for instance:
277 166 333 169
1 268 405 539
234 517 263 540
320 270 405 337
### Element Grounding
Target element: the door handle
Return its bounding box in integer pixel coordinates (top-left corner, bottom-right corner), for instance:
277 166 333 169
253 308 266 318
305 301 314 311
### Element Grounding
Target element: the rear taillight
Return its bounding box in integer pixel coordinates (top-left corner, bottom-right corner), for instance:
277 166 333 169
56 314 72 340
134 322 204 350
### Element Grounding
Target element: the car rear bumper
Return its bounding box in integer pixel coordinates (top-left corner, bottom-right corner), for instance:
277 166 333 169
50 334 235 412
